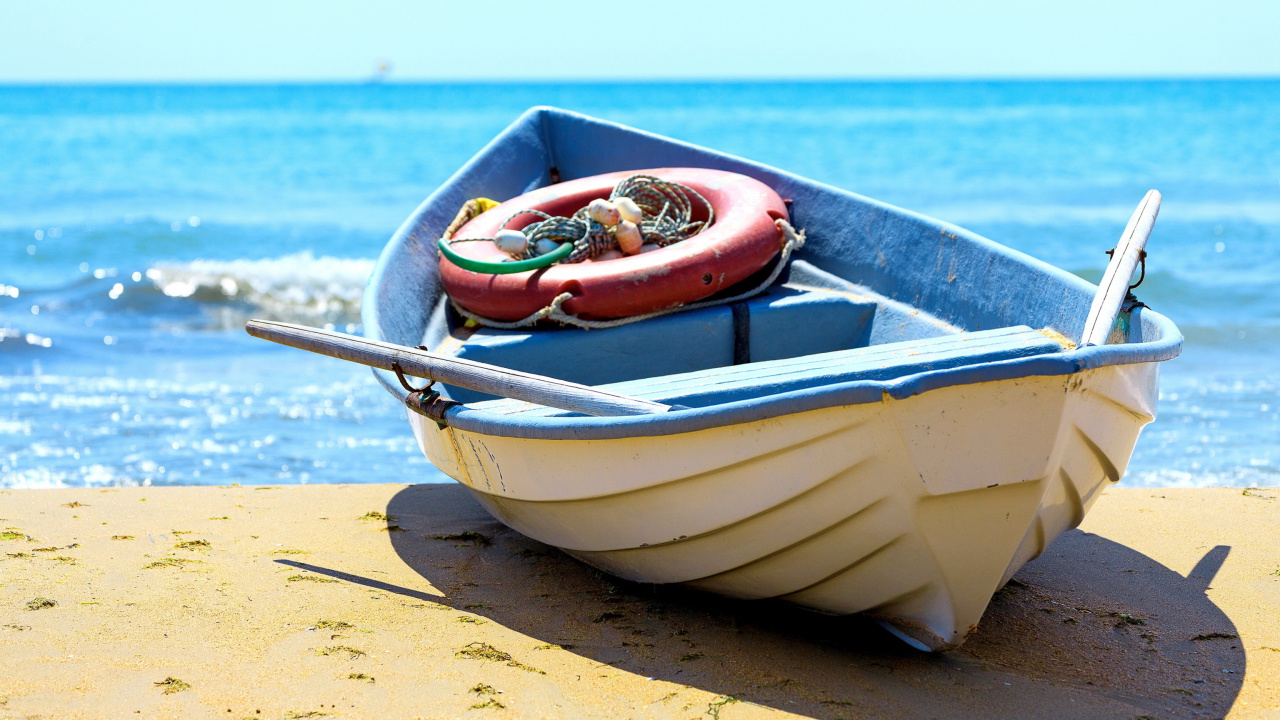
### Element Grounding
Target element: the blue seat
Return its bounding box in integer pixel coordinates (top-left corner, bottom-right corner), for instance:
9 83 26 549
441 284 877 404
474 325 1067 416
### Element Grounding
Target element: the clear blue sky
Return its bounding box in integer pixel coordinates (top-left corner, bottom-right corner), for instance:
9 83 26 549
4 0 1279 82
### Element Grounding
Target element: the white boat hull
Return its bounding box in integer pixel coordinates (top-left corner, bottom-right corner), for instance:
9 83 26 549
408 362 1158 651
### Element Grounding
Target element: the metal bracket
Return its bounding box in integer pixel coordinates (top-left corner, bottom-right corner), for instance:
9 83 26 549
392 360 433 394
1105 247 1147 291
391 360 459 429
1106 248 1149 313
404 390 460 429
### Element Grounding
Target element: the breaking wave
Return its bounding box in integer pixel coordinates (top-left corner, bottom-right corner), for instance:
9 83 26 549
143 252 375 325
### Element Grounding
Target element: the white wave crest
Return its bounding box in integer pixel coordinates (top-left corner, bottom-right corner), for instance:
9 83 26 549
145 252 375 324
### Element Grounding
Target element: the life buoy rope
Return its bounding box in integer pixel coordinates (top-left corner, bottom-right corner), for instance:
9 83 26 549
438 175 714 274
436 168 792 322
448 218 805 330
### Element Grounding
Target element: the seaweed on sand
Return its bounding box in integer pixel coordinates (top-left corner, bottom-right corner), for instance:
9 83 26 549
455 643 544 674
1106 612 1147 627
144 557 198 569
707 696 739 719
154 677 190 694
317 646 365 659
1192 632 1239 641
429 531 492 546
287 574 338 583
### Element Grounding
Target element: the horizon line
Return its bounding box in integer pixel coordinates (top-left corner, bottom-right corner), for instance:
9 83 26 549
3 74 1279 88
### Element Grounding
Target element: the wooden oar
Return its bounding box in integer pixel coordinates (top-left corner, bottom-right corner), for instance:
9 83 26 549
1080 190 1161 346
245 320 675 417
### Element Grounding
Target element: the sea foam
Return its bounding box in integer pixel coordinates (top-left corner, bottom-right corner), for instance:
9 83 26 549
144 252 375 325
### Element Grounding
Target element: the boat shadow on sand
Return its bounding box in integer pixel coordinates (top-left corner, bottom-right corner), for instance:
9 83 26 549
320 484 1242 719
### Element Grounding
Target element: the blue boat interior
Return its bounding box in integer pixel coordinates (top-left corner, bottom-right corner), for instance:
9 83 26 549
432 259 936 403
473 325 1067 416
363 107 1181 424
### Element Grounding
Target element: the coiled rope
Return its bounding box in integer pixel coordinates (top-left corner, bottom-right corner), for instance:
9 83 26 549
448 218 805 330
442 175 714 266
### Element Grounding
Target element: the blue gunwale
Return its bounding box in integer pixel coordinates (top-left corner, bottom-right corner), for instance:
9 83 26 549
362 106 1183 442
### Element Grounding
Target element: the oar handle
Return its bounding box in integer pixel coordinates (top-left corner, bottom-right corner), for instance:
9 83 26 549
245 320 675 418
1080 190 1161 346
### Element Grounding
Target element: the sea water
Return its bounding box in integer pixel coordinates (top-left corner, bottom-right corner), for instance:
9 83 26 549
2 81 1277 489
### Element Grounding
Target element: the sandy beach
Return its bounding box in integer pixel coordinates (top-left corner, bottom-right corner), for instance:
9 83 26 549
1 484 1277 719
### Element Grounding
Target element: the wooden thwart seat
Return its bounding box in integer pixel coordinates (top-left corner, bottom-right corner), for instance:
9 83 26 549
473 326 1067 416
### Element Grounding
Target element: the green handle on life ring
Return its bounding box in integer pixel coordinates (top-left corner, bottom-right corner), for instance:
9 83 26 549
437 238 574 275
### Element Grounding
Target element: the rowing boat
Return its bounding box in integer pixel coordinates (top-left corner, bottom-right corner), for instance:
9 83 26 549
248 107 1181 651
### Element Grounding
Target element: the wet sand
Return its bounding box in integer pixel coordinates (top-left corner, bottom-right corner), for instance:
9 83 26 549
1 484 1277 719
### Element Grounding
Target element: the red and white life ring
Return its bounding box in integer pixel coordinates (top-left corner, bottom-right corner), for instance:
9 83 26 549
437 168 788 321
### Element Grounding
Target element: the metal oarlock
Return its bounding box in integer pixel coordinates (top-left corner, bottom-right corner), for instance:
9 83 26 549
392 358 458 428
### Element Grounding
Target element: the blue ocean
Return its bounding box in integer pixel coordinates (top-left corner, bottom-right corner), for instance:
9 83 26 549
2 81 1276 489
